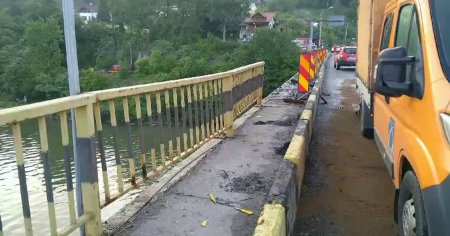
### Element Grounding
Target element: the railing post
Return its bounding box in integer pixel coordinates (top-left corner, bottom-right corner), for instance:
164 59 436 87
12 123 33 236
0 214 3 236
257 66 264 107
223 74 234 137
74 103 101 236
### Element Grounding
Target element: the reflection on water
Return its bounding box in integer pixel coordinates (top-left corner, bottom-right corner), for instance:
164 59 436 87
0 118 179 235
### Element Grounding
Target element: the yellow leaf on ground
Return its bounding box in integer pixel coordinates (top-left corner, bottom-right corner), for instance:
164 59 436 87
210 193 217 203
201 220 208 227
236 208 254 215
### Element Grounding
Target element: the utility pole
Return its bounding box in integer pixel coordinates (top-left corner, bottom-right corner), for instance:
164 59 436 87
129 42 133 67
319 7 334 48
319 10 323 48
61 0 84 235
309 21 314 51
344 22 348 45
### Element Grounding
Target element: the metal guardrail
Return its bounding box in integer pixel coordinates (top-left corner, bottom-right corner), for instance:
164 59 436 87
0 62 264 236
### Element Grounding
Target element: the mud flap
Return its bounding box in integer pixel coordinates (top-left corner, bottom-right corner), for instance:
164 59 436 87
361 99 374 139
394 189 399 223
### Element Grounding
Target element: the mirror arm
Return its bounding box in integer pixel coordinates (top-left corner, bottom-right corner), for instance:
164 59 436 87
379 56 415 65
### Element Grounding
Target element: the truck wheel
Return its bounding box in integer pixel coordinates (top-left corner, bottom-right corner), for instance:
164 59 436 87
398 171 429 236
360 100 374 139
336 63 341 70
334 62 337 68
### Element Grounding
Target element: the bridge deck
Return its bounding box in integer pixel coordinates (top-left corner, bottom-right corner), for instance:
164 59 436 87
115 81 304 235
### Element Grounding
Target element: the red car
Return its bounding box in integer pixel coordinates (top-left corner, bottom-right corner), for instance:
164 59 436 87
334 46 357 70
108 65 121 73
332 45 342 53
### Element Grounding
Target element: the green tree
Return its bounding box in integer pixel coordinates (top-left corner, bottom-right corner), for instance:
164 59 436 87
22 17 68 100
80 69 109 92
0 48 32 98
97 0 111 22
230 29 298 95
23 17 64 76
0 13 21 48
206 0 249 42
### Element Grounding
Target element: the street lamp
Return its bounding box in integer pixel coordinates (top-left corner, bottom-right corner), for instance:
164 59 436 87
61 0 84 235
319 6 333 48
309 21 319 51
344 19 356 45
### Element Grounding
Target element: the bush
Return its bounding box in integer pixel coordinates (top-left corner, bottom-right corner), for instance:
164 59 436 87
80 69 109 92
136 58 151 75
118 60 131 79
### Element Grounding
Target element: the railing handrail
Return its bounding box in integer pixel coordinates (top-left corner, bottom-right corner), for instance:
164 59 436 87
0 62 265 126
229 62 265 75
92 62 265 101
0 94 97 126
93 71 231 101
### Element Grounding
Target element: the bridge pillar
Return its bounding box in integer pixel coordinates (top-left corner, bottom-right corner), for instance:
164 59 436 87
74 103 102 236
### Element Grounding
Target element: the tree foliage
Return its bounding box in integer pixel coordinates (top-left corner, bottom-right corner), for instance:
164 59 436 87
97 0 111 23
0 0 357 104
231 29 298 95
0 16 68 101
80 69 109 92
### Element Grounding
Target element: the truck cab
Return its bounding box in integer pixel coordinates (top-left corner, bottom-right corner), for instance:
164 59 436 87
357 0 450 235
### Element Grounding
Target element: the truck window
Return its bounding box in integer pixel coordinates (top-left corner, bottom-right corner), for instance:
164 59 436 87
395 4 425 96
381 14 393 50
395 5 413 47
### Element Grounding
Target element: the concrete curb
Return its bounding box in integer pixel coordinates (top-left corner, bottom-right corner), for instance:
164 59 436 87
253 55 329 236
254 204 286 236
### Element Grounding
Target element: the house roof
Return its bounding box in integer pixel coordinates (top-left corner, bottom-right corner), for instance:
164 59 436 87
244 12 276 24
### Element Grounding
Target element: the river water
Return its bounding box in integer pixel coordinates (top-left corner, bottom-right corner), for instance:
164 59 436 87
0 117 180 235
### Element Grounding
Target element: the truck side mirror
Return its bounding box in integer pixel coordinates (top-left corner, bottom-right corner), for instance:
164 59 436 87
374 47 415 97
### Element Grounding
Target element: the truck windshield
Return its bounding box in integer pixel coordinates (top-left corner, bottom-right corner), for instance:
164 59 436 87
431 0 450 82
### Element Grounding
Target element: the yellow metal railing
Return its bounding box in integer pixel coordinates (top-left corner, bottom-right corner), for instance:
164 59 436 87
0 62 264 236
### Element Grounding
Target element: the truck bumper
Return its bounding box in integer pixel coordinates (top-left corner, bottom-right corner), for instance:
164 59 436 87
422 175 450 235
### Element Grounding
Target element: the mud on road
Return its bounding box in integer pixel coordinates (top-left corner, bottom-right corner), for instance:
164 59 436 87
294 61 398 235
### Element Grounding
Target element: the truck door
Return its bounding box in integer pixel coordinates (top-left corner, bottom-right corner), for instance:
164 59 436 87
373 12 395 177
374 3 425 179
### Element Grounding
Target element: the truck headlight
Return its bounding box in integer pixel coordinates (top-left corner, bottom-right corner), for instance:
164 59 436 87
441 113 450 143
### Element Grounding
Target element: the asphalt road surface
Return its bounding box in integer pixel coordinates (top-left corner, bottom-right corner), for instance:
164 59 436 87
114 79 305 236
293 60 398 235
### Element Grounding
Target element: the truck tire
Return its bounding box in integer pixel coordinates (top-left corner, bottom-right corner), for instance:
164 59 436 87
334 62 337 68
360 100 374 139
398 171 429 236
336 63 341 70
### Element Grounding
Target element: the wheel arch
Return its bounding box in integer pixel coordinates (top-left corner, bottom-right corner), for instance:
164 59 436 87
395 144 439 190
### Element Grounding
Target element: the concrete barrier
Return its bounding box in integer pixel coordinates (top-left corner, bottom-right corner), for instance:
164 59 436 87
254 55 328 236
253 204 286 236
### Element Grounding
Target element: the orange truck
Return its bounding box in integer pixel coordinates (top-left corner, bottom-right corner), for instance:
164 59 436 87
356 0 450 235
